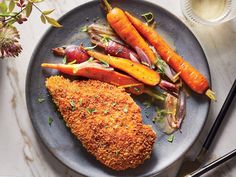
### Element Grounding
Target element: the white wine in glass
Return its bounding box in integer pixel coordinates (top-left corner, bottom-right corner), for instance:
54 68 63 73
181 0 236 25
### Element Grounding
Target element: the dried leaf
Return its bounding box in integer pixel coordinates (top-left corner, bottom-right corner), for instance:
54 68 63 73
43 9 54 15
0 2 7 14
6 18 17 25
45 16 62 28
29 0 44 3
25 2 32 17
40 14 46 24
8 0 15 13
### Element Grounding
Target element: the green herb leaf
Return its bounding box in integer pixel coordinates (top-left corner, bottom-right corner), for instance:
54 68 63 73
43 9 54 15
143 101 151 109
84 45 97 50
87 57 94 62
141 12 154 23
104 110 109 115
45 16 62 28
167 134 174 143
62 56 67 64
40 14 46 24
38 97 45 103
48 116 53 126
123 106 128 113
8 0 15 13
99 59 109 67
100 36 110 46
156 58 166 74
25 2 32 17
80 25 88 32
133 87 141 93
78 98 83 106
87 108 96 114
0 2 8 14
70 100 76 111
111 102 117 107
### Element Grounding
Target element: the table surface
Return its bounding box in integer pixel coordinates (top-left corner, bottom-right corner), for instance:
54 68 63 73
0 0 235 177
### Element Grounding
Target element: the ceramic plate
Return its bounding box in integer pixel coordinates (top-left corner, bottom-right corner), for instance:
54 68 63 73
26 0 210 176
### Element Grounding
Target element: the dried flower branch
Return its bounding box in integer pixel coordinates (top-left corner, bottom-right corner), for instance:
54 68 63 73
0 0 62 58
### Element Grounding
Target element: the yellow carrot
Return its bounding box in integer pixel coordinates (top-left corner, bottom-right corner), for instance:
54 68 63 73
87 50 160 86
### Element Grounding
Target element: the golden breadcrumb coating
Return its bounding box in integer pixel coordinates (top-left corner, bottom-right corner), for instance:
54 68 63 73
45 76 156 170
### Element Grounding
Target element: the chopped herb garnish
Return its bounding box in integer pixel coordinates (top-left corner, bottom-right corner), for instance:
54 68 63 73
38 97 45 103
87 57 94 62
115 150 120 156
48 117 53 126
143 101 152 109
156 58 166 74
104 125 108 128
152 116 164 123
62 56 67 64
84 45 97 50
80 25 88 32
111 102 117 107
167 134 174 143
156 109 171 118
141 12 154 23
87 108 96 114
123 106 128 113
115 47 123 55
134 87 140 93
78 98 83 106
70 100 76 111
99 59 109 67
104 110 109 115
100 36 110 46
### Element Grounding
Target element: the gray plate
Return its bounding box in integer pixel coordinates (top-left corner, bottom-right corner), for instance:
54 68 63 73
25 0 210 176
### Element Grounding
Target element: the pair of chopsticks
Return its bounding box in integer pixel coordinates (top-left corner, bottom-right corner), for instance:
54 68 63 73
180 79 236 177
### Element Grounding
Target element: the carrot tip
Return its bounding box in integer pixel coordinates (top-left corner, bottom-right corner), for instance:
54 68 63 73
205 89 217 101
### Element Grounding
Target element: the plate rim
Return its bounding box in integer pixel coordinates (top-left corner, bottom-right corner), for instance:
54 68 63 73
25 0 211 176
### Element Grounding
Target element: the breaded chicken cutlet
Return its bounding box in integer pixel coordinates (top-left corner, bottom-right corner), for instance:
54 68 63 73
45 76 156 170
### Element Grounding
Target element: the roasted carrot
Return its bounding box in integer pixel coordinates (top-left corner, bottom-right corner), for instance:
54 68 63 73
102 0 157 65
125 11 216 100
41 61 141 87
87 50 160 86
41 62 165 100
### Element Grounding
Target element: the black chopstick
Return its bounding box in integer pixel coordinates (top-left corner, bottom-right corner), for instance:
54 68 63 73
197 79 236 159
186 149 236 177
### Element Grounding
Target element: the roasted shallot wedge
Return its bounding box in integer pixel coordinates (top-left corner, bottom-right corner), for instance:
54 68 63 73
52 45 90 63
88 32 140 62
153 90 186 134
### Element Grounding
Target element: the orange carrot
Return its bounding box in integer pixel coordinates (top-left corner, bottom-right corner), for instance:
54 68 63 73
87 50 160 86
103 0 157 65
41 62 141 87
41 62 165 100
125 11 216 100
